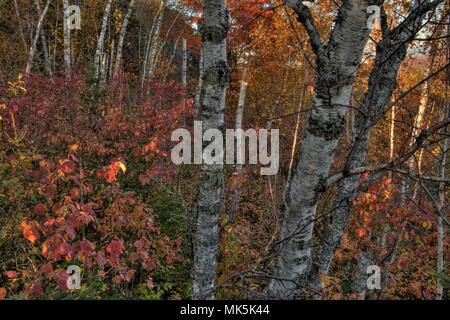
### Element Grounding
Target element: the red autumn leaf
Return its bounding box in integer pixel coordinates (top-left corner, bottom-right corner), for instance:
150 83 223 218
33 203 46 215
43 240 74 261
124 269 135 282
69 188 81 200
5 271 18 279
76 240 96 259
30 283 44 296
96 252 107 268
21 220 40 244
39 263 53 275
107 240 124 257
56 272 69 292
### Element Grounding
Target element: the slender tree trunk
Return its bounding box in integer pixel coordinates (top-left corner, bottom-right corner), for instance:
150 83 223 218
26 0 51 75
194 49 204 120
34 0 52 76
94 0 114 78
192 0 229 300
141 0 165 89
285 81 308 201
13 0 28 53
154 12 181 68
113 0 135 78
182 38 187 87
381 102 396 248
230 77 248 223
146 0 166 79
62 0 71 77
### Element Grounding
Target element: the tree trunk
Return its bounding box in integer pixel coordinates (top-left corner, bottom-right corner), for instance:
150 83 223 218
230 77 248 223
13 0 28 53
437 7 449 299
145 0 166 79
62 0 71 77
192 0 229 300
306 0 444 294
182 38 187 86
267 0 375 298
113 0 135 78
25 0 51 75
34 0 53 76
194 49 204 120
94 0 114 78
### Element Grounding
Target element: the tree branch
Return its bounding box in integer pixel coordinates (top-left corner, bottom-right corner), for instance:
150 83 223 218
285 0 323 55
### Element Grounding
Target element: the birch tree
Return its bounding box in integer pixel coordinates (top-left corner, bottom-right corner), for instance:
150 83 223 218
142 0 166 81
306 0 445 293
62 0 71 77
192 0 229 300
25 0 51 75
266 0 378 298
194 49 204 120
230 76 248 223
113 0 135 78
264 0 446 298
94 0 114 78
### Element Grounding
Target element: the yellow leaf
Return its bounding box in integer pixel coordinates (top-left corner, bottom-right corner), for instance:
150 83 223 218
119 162 126 173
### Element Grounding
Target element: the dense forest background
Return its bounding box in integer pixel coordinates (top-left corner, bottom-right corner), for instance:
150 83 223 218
0 0 448 300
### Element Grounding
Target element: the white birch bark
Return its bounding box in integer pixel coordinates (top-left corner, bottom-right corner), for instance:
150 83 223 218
146 0 166 79
230 78 248 222
267 0 375 298
94 0 114 78
285 82 308 201
113 0 135 78
25 0 51 75
62 0 72 77
34 0 52 76
305 0 445 294
194 49 204 120
141 0 165 88
192 0 228 300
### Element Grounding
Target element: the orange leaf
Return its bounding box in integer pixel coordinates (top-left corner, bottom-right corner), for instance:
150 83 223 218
0 288 6 300
21 220 40 244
